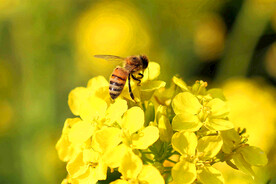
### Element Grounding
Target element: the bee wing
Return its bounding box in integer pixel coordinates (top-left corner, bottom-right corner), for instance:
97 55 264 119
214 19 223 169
94 55 125 62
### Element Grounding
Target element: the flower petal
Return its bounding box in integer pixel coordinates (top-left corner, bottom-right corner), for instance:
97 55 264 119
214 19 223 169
87 75 109 90
138 165 165 184
172 113 202 132
220 129 241 154
171 159 197 184
142 62 160 81
110 179 129 184
68 120 95 145
119 149 143 179
66 152 87 178
172 131 197 156
197 135 223 159
122 107 144 134
207 98 229 118
68 87 90 116
197 166 224 184
140 80 166 92
240 146 268 166
158 115 173 142
92 127 121 153
232 153 255 177
79 96 107 122
103 144 129 168
172 76 188 91
172 92 202 115
105 99 128 125
205 118 234 131
132 126 159 149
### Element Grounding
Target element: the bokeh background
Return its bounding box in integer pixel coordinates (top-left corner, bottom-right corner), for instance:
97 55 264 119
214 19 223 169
0 0 276 183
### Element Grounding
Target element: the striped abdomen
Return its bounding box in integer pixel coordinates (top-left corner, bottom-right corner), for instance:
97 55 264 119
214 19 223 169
109 67 129 99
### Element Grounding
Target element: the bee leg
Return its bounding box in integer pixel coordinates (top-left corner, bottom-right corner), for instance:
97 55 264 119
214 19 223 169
131 74 142 86
128 74 135 100
137 73 144 79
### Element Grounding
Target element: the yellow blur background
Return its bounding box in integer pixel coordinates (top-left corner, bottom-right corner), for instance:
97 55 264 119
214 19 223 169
0 0 276 183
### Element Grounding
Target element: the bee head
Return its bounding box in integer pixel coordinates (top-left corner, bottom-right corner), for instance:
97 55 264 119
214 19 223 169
140 55 149 69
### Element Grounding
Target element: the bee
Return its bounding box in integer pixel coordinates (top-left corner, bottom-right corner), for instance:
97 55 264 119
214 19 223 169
94 55 149 100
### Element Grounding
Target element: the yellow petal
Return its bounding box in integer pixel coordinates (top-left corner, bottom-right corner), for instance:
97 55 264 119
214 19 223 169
172 92 202 115
172 131 197 156
141 80 166 92
207 98 229 118
62 118 81 134
110 179 129 184
232 153 255 177
132 126 159 149
220 129 241 154
122 107 144 134
56 134 80 162
68 120 95 145
205 118 234 131
140 80 166 101
68 87 90 116
83 149 100 163
142 62 160 81
66 152 88 178
94 159 108 180
105 99 128 125
172 113 202 132
92 127 121 153
138 165 165 184
119 149 143 179
79 96 107 122
103 144 129 168
158 115 173 142
197 135 223 159
87 75 109 90
171 159 197 184
75 167 99 184
240 146 268 166
172 76 188 91
197 166 224 184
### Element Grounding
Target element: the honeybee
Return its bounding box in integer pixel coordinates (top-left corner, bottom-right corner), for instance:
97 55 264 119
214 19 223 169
94 55 149 100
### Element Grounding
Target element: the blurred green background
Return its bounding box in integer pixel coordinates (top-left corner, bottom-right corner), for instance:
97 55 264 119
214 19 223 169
0 0 276 183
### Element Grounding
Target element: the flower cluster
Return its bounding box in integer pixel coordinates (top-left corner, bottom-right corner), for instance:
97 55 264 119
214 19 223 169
56 62 268 184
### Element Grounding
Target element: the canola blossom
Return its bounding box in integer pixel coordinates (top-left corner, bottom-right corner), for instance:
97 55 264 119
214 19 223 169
56 62 268 184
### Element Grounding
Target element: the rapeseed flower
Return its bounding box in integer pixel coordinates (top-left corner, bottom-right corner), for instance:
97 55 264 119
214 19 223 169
57 62 268 183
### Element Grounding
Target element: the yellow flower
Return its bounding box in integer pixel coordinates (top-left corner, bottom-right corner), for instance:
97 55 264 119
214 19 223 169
221 129 268 178
66 149 107 184
101 107 159 168
172 92 233 131
56 118 82 162
171 131 224 184
111 148 164 184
